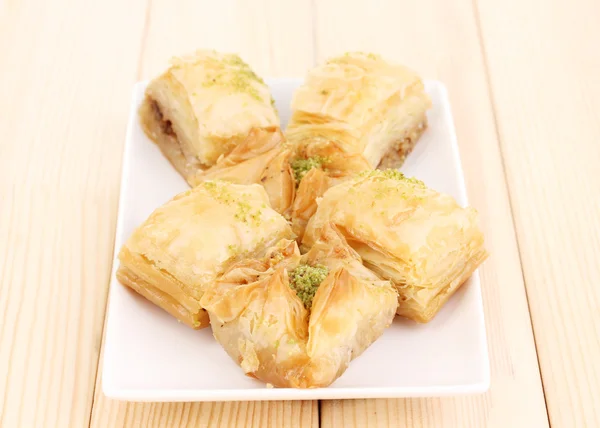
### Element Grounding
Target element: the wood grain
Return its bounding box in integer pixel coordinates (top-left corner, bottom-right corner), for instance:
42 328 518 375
87 1 318 427
136 0 315 79
312 1 549 426
476 0 600 426
0 0 147 427
4 0 598 427
91 392 317 428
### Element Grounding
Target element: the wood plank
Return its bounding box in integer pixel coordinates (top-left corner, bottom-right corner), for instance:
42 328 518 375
137 0 314 79
476 0 600 426
312 1 549 427
90 388 317 428
0 0 147 427
88 1 318 426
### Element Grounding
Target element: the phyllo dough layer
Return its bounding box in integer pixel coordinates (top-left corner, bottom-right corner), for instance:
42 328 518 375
288 52 431 168
303 170 488 323
200 227 397 387
139 50 280 183
189 127 296 216
286 128 372 239
189 126 372 237
117 181 294 329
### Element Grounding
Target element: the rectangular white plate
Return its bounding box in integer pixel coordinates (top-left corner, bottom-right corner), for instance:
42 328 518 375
103 79 490 401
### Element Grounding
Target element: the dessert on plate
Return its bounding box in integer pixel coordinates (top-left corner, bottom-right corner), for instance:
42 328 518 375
303 170 488 322
288 52 431 169
200 227 397 387
139 50 280 184
117 180 294 329
116 48 488 388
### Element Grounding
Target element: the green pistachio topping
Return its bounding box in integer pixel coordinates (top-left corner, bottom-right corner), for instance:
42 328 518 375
360 169 426 187
290 156 329 183
288 264 329 309
202 180 235 204
234 200 262 226
201 54 265 101
328 52 381 63
227 244 239 257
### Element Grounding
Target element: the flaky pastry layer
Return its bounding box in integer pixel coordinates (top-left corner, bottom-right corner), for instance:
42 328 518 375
289 52 431 168
140 50 279 183
303 170 488 323
117 181 294 328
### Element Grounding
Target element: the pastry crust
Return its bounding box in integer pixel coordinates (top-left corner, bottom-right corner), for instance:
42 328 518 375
303 170 488 323
286 129 372 239
117 181 294 329
288 52 431 168
200 228 397 387
189 127 296 216
189 125 371 231
140 50 279 183
117 263 210 329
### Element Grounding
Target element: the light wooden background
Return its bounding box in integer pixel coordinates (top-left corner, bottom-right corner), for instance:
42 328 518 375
1 0 599 427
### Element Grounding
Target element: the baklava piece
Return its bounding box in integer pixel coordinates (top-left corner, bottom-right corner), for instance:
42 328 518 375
139 50 280 184
288 52 431 168
117 181 294 329
200 227 397 387
303 170 488 323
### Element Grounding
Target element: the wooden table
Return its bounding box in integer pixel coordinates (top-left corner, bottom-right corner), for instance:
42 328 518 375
1 0 599 426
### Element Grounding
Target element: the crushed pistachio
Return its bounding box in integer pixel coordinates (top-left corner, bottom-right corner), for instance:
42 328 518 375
234 200 262 226
329 52 381 63
201 54 265 101
290 156 329 183
202 180 235 204
402 176 427 187
361 169 426 187
203 181 218 191
288 264 329 309
227 244 240 257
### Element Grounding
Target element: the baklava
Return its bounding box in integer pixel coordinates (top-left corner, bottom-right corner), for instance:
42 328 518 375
200 227 397 387
139 50 280 184
287 126 372 239
117 181 294 329
303 170 488 323
189 127 296 216
288 52 431 168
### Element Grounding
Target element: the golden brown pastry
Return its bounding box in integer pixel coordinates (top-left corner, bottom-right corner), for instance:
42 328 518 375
303 170 488 323
200 227 398 387
189 127 296 216
189 127 370 234
139 50 279 183
287 128 372 239
117 181 294 329
288 52 431 168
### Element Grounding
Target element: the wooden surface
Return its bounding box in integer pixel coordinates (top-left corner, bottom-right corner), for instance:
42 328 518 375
0 0 597 427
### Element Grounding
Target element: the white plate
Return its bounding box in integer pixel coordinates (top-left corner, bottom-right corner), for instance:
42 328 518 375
102 79 490 401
